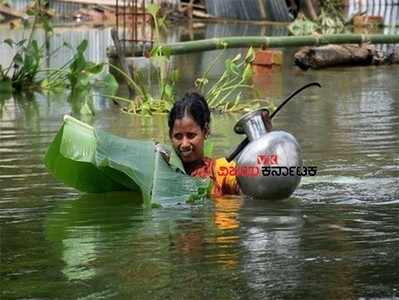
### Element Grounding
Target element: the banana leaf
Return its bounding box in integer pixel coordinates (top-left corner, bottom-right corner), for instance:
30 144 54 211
44 115 210 206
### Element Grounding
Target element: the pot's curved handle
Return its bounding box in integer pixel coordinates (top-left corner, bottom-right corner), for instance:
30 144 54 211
226 82 321 163
226 138 248 163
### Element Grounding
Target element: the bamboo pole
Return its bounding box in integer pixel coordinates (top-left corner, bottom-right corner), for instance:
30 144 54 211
107 34 399 57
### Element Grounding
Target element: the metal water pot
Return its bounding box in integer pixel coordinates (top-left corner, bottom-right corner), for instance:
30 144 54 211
233 108 302 199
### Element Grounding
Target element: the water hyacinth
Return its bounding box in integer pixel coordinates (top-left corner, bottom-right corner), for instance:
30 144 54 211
106 3 269 115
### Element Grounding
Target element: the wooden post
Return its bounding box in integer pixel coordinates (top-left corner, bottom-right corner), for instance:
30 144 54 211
302 0 318 21
111 28 134 97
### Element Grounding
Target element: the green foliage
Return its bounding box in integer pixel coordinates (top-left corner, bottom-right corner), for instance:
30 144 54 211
0 37 43 92
146 3 167 49
107 4 263 115
0 78 12 94
320 0 345 24
26 0 54 36
288 14 319 35
186 186 209 204
109 46 262 115
195 47 262 113
0 0 53 91
10 0 55 93
0 0 118 116
289 12 345 35
1 34 118 115
288 1 346 36
108 63 175 115
106 4 177 115
64 41 118 115
66 39 110 111
109 46 264 115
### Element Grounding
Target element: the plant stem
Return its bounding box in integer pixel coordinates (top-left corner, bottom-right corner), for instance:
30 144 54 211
27 0 40 49
103 94 133 103
108 63 147 101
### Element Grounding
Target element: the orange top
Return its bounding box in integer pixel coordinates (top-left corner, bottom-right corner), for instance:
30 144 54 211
189 157 239 196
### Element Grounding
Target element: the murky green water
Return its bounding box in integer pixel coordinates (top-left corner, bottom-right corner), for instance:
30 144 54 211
1 22 399 299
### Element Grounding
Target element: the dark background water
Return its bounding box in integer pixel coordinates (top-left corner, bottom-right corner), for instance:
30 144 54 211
1 21 399 299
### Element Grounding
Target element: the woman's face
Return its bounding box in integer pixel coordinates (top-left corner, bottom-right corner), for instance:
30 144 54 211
170 116 207 163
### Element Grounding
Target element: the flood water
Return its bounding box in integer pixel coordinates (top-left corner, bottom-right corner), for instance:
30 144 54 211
1 21 399 299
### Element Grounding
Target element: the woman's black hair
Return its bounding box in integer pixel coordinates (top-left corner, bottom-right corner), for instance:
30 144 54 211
168 92 210 135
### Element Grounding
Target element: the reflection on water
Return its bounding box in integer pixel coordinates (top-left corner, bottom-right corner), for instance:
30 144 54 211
45 192 143 282
1 21 399 299
239 199 303 296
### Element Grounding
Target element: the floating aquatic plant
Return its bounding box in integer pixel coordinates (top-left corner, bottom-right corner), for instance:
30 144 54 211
0 0 118 116
0 0 53 92
288 1 346 36
106 4 267 115
105 3 178 115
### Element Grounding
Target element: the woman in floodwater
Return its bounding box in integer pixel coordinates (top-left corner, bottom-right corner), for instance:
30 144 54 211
168 92 272 196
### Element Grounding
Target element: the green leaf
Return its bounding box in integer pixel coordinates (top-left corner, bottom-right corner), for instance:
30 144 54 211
86 62 104 74
63 41 72 49
242 64 253 82
170 69 179 82
100 73 118 96
163 84 173 100
43 18 53 35
40 78 50 90
224 59 233 73
230 92 242 111
195 77 208 89
0 79 12 94
44 115 210 207
3 39 13 48
77 76 90 88
146 3 160 17
80 100 94 115
16 39 27 47
161 47 172 58
14 53 23 66
231 53 242 63
158 16 167 30
245 47 255 63
77 39 88 54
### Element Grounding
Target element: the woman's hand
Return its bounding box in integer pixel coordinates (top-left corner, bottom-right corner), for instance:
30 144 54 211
154 142 170 164
261 110 273 132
